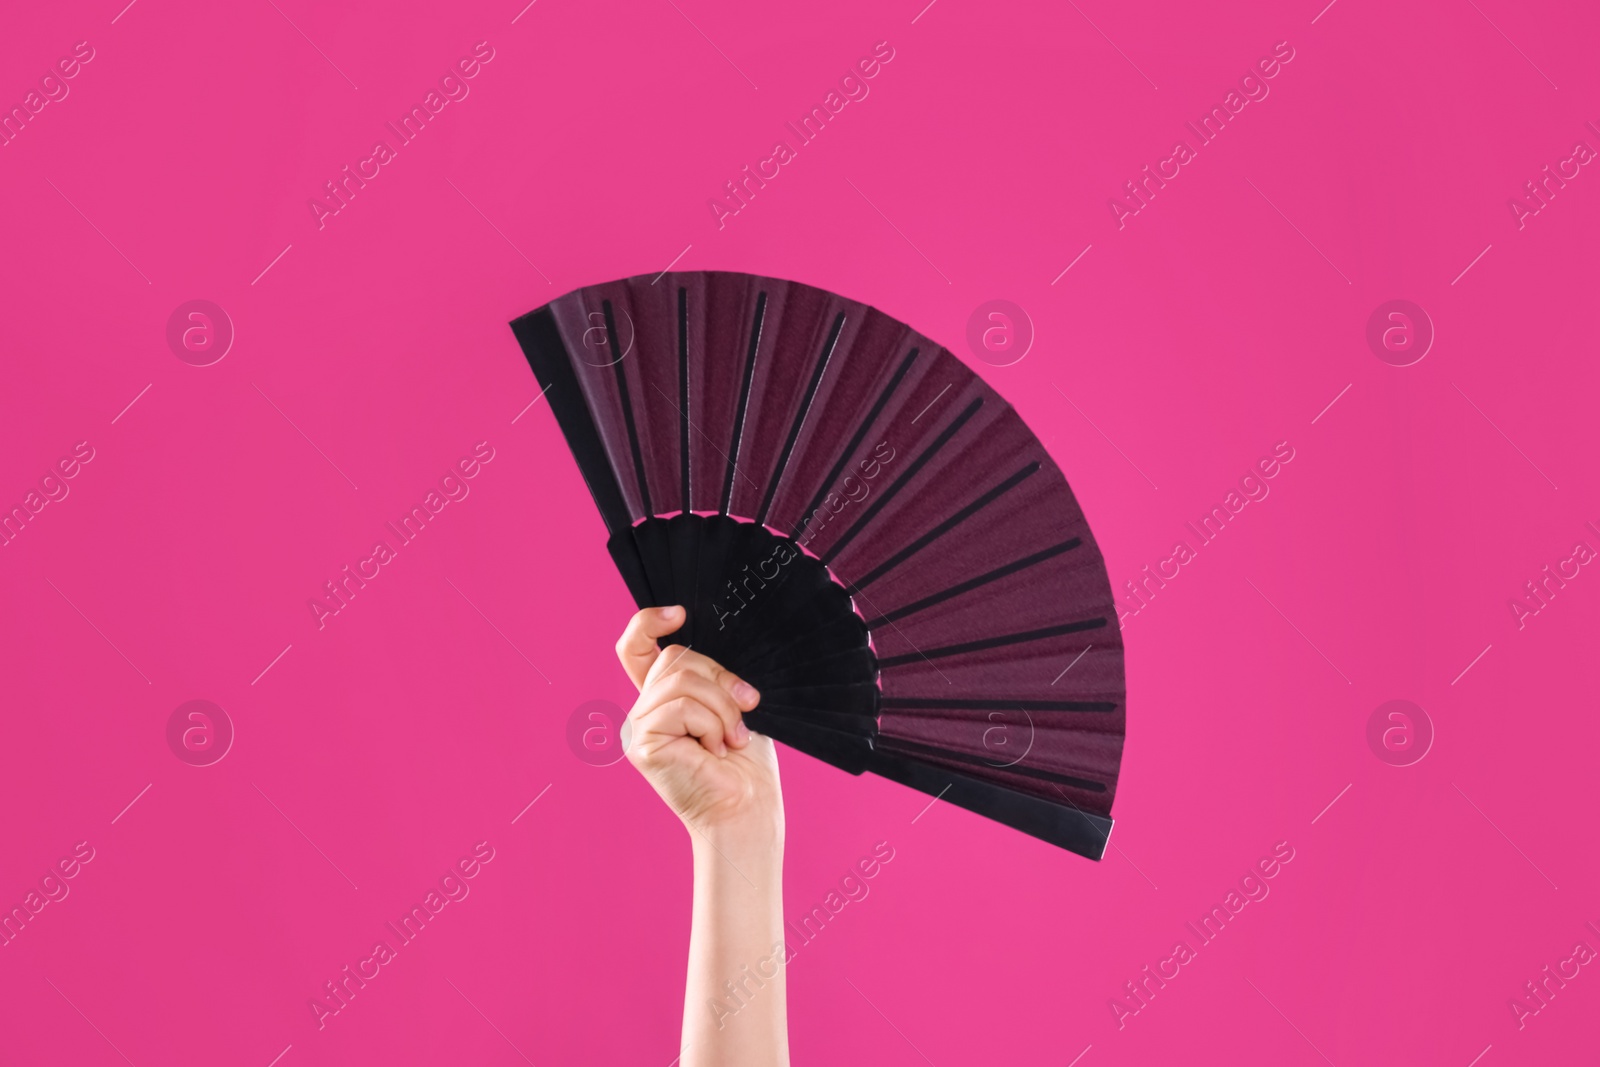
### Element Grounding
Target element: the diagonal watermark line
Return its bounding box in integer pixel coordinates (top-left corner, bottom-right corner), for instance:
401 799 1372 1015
1052 645 1093 684
910 783 952 824
45 577 151 684
1052 384 1158 489
630 654 740 868
1465 1044 1492 1067
512 783 552 823
657 733 754 885
1311 783 1351 824
844 177 951 284
845 581 951 685
649 381 759 488
1463 0 1557 89
1065 1 1157 89
1310 0 1339 23
111 383 152 424
252 244 293 285
1245 977 1336 1065
511 383 554 424
446 177 551 283
446 577 552 682
910 0 939 23
253 782 360 889
265 1045 293 1067
1451 243 1493 285
1067 1045 1093 1067
252 382 360 489
652 243 693 284
264 0 359 89
1112 843 1158 889
662 0 758 89
1310 383 1351 424
45 978 138 1067
1051 786 1113 851
1245 177 1351 284
445 978 537 1065
1051 244 1093 284
687 819 760 888
1451 643 1492 685
511 0 538 23
252 644 294 685
1245 577 1351 684
1451 383 1557 489
111 783 152 824
910 384 952 424
845 977 938 1065
1453 782 1557 889
45 178 151 284
111 0 139 24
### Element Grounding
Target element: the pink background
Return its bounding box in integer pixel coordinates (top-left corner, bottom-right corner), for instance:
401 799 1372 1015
2 0 1597 1063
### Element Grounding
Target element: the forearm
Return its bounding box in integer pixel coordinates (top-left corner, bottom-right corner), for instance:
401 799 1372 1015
681 825 789 1067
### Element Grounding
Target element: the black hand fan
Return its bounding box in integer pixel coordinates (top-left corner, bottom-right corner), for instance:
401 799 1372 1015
510 271 1125 860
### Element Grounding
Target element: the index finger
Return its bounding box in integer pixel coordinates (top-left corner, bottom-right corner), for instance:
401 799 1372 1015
644 645 761 713
615 606 686 690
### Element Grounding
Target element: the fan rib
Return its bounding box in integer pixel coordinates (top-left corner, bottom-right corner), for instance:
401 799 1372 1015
678 287 690 509
863 538 1083 628
851 461 1041 590
879 696 1117 712
874 735 1108 792
789 347 920 540
602 299 653 516
756 312 846 525
865 750 1113 858
819 396 983 563
876 618 1106 668
508 309 633 536
721 291 767 515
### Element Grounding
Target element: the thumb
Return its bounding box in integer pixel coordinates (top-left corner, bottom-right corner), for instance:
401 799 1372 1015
615 606 685 690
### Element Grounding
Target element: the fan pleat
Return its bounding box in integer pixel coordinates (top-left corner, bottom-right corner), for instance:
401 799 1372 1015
677 287 691 508
819 396 985 564
755 310 846 525
850 461 1041 590
875 619 1108 668
861 538 1082 627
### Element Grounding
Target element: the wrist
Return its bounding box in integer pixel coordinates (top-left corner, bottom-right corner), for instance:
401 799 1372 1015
689 812 784 873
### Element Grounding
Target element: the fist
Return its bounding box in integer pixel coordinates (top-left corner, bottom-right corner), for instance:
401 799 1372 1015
616 607 783 839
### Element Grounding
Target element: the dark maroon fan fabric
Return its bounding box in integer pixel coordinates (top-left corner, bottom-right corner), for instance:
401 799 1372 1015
510 271 1125 860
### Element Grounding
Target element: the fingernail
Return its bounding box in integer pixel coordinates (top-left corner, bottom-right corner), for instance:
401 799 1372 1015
735 720 751 743
660 605 684 620
733 681 759 706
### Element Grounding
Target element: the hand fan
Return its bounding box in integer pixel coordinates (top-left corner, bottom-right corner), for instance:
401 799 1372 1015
510 271 1125 860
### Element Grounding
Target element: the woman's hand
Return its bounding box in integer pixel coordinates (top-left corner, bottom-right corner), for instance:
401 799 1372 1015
617 606 791 1066
616 606 783 845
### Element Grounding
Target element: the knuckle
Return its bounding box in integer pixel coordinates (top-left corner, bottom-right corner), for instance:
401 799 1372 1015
655 674 692 701
659 695 697 721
